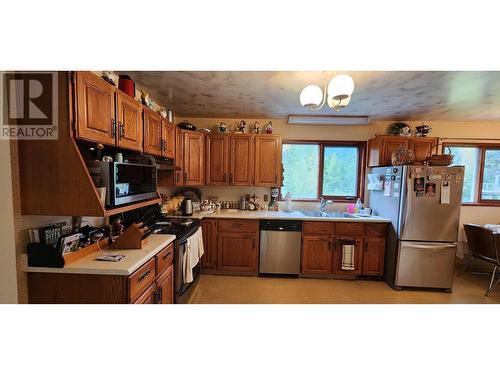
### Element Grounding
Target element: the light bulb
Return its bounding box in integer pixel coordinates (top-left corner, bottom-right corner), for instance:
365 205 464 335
300 85 323 109
327 74 355 100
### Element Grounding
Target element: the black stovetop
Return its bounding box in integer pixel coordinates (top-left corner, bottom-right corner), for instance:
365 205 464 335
151 216 200 241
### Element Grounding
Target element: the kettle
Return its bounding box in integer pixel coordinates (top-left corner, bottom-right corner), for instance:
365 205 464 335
180 198 193 216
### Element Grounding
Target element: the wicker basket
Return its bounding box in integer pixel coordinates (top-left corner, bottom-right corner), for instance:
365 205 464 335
426 144 454 166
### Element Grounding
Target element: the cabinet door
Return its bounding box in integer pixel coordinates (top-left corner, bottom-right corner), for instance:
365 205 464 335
301 236 333 275
362 238 385 276
174 127 184 186
156 265 174 304
382 138 410 166
254 135 282 186
76 71 116 146
206 135 230 185
230 135 254 186
116 91 142 152
133 284 155 304
143 108 163 156
217 233 258 273
183 132 205 186
201 218 217 269
161 118 175 159
332 237 364 276
409 138 437 163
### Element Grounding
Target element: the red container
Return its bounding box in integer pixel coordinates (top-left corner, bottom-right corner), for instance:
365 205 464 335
118 75 135 98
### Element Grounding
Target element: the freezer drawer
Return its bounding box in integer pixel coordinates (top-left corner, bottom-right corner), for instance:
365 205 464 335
395 241 456 289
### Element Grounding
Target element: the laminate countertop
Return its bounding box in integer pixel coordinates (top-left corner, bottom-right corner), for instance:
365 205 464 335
168 209 391 223
23 234 176 276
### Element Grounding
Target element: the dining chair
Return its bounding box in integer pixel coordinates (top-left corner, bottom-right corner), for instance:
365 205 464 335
462 224 500 296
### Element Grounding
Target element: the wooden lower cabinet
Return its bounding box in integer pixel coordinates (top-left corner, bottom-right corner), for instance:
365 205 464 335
301 221 387 278
362 237 386 275
217 233 258 273
155 265 174 304
332 237 364 276
301 236 332 275
201 218 217 269
133 284 156 304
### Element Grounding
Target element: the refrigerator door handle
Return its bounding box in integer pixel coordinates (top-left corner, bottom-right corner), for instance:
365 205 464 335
405 243 457 250
397 166 409 237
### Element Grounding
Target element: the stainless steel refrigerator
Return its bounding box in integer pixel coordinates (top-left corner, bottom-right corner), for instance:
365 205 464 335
369 165 464 291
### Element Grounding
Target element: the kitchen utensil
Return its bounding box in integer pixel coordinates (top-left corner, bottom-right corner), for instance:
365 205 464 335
167 109 173 122
118 75 135 98
115 152 123 163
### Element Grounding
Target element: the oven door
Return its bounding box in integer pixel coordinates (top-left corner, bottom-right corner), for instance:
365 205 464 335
110 162 157 206
174 238 201 303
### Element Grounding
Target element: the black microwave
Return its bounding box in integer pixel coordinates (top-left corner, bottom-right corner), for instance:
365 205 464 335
87 161 158 206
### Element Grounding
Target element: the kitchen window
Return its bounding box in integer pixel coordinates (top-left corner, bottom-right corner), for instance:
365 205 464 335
445 143 500 205
281 141 365 201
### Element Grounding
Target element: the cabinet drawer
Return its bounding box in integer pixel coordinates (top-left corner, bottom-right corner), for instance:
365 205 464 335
218 219 258 233
365 223 387 238
156 242 174 276
334 222 365 236
303 221 334 236
129 258 156 303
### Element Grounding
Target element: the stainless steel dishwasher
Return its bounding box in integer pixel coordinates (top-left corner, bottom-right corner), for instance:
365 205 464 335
259 220 303 275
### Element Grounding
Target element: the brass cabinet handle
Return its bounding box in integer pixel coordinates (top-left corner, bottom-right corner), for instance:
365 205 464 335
162 251 172 260
111 119 116 137
223 173 227 184
229 173 233 184
119 122 124 139
275 174 277 184
176 172 180 183
184 172 188 183
364 242 368 252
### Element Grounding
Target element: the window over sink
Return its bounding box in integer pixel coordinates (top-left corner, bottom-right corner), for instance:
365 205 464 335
281 141 366 201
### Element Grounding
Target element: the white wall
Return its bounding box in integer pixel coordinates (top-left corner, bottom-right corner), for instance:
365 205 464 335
0 141 18 303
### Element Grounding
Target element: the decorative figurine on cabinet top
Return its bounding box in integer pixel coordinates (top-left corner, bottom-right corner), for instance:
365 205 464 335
253 121 260 134
238 120 246 133
218 121 227 133
265 121 273 134
141 90 153 108
158 107 168 119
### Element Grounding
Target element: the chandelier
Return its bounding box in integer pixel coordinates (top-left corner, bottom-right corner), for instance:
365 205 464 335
299 74 355 112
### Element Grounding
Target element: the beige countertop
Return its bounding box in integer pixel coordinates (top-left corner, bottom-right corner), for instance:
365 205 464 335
23 234 176 276
170 209 390 223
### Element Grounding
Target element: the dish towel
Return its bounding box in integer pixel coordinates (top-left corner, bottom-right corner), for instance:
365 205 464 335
182 227 205 283
342 244 355 271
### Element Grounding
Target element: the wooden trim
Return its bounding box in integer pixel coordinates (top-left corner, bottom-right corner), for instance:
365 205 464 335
281 140 366 202
63 238 109 264
444 142 500 205
103 197 161 217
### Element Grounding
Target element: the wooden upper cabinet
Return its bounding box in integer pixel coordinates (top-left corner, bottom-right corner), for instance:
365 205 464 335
116 91 142 152
409 138 437 162
143 108 162 157
301 236 332 275
368 135 439 167
230 134 254 186
162 119 175 159
75 71 115 146
206 135 230 185
254 135 282 187
183 131 205 186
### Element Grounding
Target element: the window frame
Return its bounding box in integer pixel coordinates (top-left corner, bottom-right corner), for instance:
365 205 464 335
282 140 366 203
443 142 500 206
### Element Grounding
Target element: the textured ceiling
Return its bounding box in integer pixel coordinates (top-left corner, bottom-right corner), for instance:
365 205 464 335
119 71 500 121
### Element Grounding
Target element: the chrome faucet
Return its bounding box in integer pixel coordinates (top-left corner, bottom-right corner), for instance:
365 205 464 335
320 197 333 213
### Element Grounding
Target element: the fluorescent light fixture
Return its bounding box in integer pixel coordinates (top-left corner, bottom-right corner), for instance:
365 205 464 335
288 115 370 126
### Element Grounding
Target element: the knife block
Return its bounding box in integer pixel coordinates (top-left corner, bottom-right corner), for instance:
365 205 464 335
109 223 148 249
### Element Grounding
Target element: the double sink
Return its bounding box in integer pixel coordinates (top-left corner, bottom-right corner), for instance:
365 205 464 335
298 210 357 218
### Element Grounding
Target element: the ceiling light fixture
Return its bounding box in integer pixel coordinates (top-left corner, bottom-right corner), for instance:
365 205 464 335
299 74 355 112
288 115 370 126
